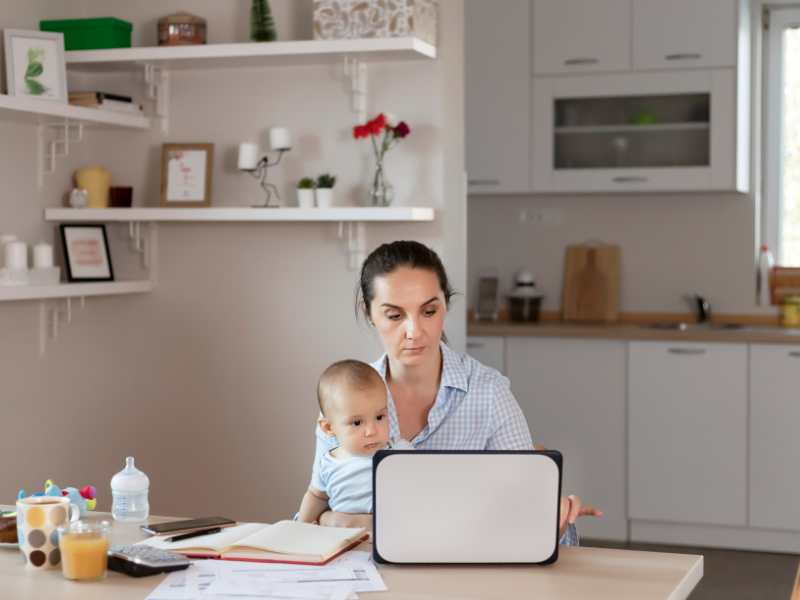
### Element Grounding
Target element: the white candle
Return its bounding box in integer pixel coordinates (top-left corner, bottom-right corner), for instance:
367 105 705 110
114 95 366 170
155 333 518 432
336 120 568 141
269 127 292 151
4 241 28 271
238 143 260 171
33 242 53 269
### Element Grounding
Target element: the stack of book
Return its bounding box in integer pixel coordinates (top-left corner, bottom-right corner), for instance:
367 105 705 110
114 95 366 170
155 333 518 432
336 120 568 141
69 91 143 114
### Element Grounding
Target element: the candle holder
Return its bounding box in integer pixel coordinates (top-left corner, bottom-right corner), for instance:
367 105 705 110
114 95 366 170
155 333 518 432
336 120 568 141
238 128 292 208
242 150 289 208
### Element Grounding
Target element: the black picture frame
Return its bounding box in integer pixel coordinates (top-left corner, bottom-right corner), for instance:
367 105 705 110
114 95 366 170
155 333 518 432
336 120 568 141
59 224 114 282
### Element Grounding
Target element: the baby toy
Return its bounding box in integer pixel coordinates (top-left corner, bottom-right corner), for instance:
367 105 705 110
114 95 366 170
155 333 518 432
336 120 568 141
18 480 97 516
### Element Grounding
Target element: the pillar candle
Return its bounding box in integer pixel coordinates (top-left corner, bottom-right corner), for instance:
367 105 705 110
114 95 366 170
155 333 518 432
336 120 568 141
269 127 292 151
238 143 259 170
33 242 54 269
4 241 28 271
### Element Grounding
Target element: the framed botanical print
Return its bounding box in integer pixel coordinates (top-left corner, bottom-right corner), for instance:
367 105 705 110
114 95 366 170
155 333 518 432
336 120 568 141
3 29 68 101
160 143 214 207
59 224 114 282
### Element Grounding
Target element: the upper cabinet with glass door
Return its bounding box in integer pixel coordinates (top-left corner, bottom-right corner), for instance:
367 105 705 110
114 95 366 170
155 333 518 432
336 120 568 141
532 70 744 192
530 0 750 193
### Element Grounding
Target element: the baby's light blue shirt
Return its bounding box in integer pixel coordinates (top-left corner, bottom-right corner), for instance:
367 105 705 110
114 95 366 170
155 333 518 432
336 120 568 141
311 451 374 514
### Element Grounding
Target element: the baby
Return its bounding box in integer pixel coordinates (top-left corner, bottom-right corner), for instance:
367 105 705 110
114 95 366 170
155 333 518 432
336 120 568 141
298 359 390 524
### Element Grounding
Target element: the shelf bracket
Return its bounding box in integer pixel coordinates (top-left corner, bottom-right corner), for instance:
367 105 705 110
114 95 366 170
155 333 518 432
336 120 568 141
37 120 84 187
126 221 158 274
144 64 170 135
337 221 366 271
343 57 367 123
38 297 82 358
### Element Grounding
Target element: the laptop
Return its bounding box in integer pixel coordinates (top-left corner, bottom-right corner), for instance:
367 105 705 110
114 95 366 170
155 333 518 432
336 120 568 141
372 450 562 565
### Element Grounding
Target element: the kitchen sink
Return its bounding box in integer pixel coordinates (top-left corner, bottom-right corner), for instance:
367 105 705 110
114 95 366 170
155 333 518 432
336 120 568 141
641 322 746 331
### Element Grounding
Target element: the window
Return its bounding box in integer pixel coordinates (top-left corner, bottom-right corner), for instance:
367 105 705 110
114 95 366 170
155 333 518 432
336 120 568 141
765 7 800 266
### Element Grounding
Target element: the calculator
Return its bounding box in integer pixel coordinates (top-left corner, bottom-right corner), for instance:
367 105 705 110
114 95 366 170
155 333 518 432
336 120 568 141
108 544 191 577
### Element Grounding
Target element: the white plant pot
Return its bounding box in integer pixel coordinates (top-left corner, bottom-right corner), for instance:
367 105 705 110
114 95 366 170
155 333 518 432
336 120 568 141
296 188 315 208
315 188 334 208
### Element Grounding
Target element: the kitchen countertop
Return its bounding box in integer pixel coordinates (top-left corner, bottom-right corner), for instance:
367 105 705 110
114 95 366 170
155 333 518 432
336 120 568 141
468 320 800 345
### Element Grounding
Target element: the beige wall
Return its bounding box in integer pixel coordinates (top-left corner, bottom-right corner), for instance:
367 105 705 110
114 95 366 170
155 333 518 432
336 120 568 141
0 0 465 521
468 191 760 315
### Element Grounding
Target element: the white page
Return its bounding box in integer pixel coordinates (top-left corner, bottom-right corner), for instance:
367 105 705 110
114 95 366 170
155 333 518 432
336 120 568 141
235 521 365 556
145 560 220 600
140 523 265 552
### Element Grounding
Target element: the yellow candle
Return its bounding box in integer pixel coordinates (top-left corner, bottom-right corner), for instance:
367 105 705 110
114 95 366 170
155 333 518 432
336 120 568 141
59 532 109 581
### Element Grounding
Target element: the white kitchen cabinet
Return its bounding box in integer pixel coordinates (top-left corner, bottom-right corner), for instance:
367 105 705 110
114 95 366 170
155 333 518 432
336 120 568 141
632 0 738 71
506 337 627 540
749 344 800 531
465 0 531 194
466 336 505 374
532 0 631 75
531 69 747 192
628 341 747 527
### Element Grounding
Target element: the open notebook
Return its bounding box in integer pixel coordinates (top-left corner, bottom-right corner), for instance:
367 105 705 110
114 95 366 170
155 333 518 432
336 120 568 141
138 521 368 566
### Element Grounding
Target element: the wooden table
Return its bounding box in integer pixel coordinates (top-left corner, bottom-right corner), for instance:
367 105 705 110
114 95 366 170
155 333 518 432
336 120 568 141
0 511 703 599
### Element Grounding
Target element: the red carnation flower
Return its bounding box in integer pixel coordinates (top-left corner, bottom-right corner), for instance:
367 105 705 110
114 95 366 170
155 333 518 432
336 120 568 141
353 125 368 139
394 121 410 138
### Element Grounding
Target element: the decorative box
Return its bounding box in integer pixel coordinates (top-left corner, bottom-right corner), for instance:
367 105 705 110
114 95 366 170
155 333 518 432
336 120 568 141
313 0 438 46
40 18 132 51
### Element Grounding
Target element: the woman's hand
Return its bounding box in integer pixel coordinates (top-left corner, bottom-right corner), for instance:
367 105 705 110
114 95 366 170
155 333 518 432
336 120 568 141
559 495 603 538
318 511 373 531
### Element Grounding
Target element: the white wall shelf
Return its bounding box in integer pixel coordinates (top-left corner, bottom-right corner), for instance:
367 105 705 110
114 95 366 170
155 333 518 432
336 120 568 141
0 94 151 129
65 38 436 130
0 280 153 302
44 207 436 223
64 38 437 71
0 280 154 358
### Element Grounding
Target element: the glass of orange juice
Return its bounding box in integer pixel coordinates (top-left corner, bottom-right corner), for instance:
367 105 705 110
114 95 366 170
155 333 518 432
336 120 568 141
58 520 111 581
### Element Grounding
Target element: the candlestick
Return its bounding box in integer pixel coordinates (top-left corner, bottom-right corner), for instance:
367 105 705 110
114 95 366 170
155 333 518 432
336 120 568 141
4 241 28 271
237 143 259 171
269 127 292 151
33 242 54 269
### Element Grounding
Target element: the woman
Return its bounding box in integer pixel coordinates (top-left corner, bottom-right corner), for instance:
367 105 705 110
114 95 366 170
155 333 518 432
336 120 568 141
313 241 601 543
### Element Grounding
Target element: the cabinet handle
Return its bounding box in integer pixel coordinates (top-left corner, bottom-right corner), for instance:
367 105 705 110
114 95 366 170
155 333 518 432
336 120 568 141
668 348 707 355
789 351 800 358
468 179 500 186
564 57 599 66
466 342 485 349
613 176 648 183
665 53 702 61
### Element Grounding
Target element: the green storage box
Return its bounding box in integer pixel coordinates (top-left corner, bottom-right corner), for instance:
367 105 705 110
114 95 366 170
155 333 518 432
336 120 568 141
40 17 132 51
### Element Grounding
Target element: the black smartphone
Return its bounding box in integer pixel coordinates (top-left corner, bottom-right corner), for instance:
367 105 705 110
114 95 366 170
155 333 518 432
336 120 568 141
140 516 236 536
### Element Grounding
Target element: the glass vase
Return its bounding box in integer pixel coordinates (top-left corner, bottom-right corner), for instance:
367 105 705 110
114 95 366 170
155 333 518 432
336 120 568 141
369 161 394 207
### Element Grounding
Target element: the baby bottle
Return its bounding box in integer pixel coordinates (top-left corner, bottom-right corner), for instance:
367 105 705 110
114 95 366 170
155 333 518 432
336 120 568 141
111 456 150 523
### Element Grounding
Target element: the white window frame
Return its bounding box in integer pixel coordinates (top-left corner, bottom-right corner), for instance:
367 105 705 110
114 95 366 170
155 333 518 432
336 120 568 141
764 6 800 264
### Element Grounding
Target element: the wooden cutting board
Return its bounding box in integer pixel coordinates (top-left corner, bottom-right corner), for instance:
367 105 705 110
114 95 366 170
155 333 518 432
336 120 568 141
562 243 621 322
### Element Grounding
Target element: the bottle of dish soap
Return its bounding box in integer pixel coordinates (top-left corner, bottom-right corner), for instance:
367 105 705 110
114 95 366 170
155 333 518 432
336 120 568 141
111 456 150 523
757 245 775 306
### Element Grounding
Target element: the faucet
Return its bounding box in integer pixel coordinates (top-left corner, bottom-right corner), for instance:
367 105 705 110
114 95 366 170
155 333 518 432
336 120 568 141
685 293 711 323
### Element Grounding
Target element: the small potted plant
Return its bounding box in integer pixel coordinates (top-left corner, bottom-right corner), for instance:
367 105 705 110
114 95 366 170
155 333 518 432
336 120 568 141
315 173 336 208
296 177 315 208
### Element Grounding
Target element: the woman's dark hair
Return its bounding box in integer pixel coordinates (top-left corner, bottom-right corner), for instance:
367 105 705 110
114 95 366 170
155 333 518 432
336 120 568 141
356 240 455 322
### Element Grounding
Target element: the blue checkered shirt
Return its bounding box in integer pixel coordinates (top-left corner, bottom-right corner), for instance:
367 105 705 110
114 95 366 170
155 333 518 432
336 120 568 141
311 342 579 546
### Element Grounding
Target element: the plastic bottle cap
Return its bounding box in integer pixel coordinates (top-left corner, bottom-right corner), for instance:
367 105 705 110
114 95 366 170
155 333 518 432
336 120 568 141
110 456 150 492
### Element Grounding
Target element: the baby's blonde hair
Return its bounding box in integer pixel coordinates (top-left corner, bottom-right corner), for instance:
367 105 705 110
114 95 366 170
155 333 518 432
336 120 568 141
317 359 385 416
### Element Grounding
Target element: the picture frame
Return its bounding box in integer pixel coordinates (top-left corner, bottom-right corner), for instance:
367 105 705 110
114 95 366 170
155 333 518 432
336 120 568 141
59 224 114 282
3 29 68 101
160 143 214 207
